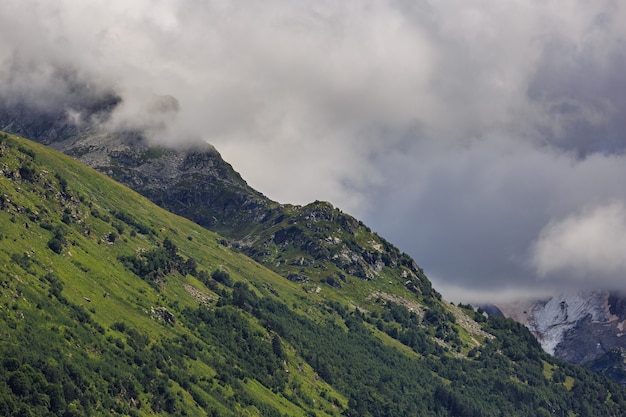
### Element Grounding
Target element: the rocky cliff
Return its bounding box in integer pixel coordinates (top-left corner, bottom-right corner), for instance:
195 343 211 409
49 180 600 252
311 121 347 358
497 290 626 380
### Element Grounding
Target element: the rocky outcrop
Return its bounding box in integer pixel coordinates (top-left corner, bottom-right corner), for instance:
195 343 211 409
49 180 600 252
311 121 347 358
151 306 176 325
497 291 626 371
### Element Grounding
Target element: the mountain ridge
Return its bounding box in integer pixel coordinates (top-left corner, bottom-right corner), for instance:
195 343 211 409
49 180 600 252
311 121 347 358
0 100 438 302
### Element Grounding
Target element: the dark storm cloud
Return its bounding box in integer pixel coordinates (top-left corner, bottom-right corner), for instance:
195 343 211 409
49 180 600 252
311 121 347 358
3 0 626 300
527 33 626 156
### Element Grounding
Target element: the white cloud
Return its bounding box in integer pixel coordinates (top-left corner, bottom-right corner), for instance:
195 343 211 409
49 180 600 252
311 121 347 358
531 202 626 285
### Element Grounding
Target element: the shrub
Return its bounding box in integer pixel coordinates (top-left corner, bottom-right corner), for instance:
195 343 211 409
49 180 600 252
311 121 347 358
212 269 232 287
18 164 36 181
10 253 32 270
48 238 63 254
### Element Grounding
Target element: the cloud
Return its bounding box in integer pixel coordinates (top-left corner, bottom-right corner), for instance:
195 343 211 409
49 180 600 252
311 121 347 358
531 202 626 286
2 0 626 300
361 136 626 296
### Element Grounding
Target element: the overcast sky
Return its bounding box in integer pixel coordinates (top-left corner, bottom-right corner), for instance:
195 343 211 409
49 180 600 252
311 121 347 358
3 0 626 301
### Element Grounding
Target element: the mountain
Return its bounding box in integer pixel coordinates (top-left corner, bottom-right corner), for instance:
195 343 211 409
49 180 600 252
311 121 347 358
3 132 626 415
496 291 626 381
0 93 271 238
0 96 436 303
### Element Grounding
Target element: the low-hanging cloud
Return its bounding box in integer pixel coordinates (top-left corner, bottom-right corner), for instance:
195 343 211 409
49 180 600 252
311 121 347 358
2 0 626 300
531 202 626 287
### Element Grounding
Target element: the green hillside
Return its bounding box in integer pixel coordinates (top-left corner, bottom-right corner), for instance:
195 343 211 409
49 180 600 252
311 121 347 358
2 132 626 416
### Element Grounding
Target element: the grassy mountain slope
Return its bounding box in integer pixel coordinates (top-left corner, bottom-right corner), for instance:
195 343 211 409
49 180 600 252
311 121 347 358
0 133 344 416
38 129 439 305
0 105 443 289
2 132 626 416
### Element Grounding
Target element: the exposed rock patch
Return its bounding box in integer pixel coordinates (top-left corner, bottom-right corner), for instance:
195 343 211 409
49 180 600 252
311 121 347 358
151 306 176 325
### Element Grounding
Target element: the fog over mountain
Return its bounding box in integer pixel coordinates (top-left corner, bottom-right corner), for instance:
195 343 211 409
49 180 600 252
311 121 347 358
2 0 626 301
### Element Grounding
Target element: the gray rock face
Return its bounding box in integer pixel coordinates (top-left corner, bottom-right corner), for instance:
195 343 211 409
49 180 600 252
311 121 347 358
497 291 626 373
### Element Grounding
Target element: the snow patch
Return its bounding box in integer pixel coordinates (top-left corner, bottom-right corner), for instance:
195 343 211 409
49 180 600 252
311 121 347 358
527 291 611 355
